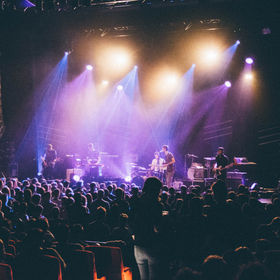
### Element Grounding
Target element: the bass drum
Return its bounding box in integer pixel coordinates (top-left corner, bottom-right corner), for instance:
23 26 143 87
187 167 195 181
187 166 204 181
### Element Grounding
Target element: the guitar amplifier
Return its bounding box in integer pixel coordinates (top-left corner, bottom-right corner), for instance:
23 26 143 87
227 171 247 181
226 172 247 190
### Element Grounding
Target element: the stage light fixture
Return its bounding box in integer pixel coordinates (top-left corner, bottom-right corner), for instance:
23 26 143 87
95 46 133 76
65 51 69 56
86 65 93 71
115 52 128 66
101 80 109 86
245 57 254 65
244 73 253 80
224 81 232 88
117 85 123 91
198 46 221 66
166 74 179 86
73 175 80 182
244 73 254 81
203 48 219 63
155 71 180 95
236 40 240 45
124 175 132 182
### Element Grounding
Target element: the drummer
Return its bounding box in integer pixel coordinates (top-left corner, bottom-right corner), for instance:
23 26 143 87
150 152 165 179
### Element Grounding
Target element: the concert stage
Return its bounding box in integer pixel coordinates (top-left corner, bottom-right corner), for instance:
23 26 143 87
0 1 279 188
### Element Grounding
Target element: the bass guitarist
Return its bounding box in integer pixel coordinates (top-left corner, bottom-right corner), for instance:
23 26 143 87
213 147 229 181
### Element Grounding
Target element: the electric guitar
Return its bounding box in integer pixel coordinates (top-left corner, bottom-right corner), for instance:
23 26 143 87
213 158 237 178
41 156 56 169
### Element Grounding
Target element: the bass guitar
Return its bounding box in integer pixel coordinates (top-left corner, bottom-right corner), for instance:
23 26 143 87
213 158 237 178
41 156 56 169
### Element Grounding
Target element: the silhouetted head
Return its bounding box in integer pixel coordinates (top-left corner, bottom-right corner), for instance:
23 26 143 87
202 255 228 280
97 189 104 199
142 177 162 198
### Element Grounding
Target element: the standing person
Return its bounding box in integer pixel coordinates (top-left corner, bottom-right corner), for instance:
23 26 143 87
213 147 229 182
42 144 57 179
133 177 163 280
162 145 175 187
86 143 102 178
86 143 100 164
150 152 165 180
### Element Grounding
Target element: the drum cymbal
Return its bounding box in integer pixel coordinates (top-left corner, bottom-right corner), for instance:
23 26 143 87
187 154 198 158
138 166 147 171
204 157 216 161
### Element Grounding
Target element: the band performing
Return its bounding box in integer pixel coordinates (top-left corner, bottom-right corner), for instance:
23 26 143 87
41 143 256 187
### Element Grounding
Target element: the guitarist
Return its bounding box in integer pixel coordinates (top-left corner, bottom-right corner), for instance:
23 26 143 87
42 144 57 179
161 145 175 187
214 147 229 181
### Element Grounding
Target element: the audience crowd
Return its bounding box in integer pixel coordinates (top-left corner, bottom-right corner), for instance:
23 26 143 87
0 176 280 280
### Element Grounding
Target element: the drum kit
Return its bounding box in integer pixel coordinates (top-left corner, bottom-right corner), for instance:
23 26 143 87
63 152 119 180
129 154 217 185
129 162 164 183
185 154 217 184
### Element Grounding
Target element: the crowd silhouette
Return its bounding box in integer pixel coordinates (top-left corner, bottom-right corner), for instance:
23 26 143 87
0 176 279 279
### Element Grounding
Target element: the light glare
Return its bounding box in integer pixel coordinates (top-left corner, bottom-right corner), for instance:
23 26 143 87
86 65 93 71
117 85 123 91
244 73 253 80
125 175 132 182
203 48 220 64
245 57 254 65
224 81 232 88
101 80 109 86
73 175 80 182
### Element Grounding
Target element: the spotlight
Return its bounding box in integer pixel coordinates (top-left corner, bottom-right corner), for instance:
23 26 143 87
202 48 220 64
96 46 132 76
65 51 69 56
114 53 129 66
117 85 123 91
152 70 180 97
124 175 132 182
245 57 254 65
236 40 240 45
224 81 232 88
73 175 80 182
192 64 196 68
165 74 179 87
86 65 93 71
244 73 253 80
101 80 109 86
134 65 138 69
